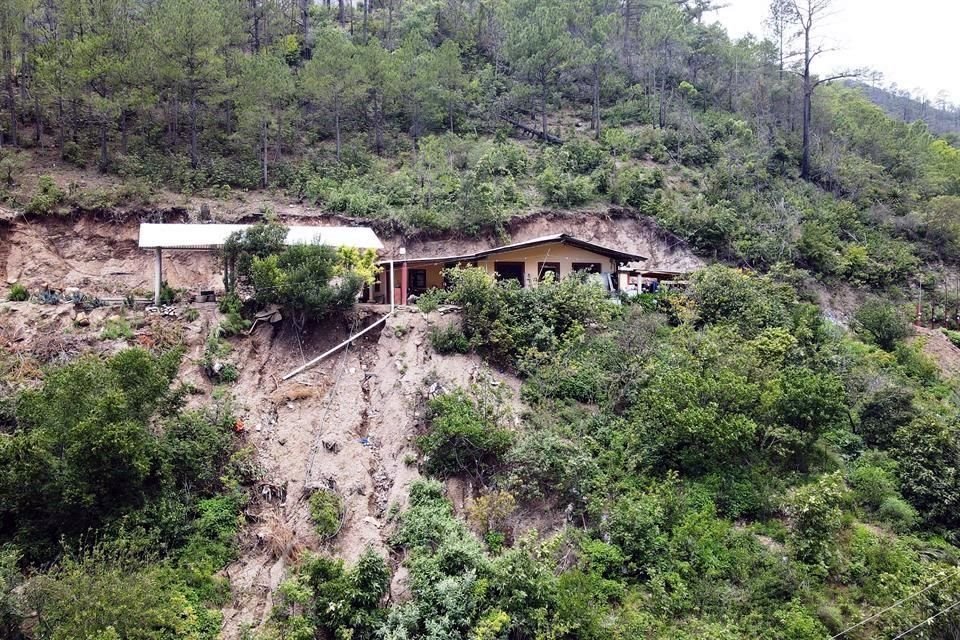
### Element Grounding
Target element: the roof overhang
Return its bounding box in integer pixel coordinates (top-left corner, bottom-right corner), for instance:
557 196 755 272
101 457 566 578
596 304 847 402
139 223 384 251
377 234 645 266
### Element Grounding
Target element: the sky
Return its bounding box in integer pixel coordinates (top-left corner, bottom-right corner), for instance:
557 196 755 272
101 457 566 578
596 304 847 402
713 0 960 105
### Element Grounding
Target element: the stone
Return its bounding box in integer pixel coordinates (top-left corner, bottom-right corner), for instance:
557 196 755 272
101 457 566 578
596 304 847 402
74 312 90 327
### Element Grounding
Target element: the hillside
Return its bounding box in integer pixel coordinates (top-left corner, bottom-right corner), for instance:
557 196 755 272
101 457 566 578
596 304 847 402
852 81 960 136
2 0 960 639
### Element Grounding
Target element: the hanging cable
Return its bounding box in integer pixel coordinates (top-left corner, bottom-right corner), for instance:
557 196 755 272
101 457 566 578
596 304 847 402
890 598 960 640
829 568 960 639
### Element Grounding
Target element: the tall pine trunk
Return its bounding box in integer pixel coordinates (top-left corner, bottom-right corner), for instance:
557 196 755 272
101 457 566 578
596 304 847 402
591 66 601 139
32 88 40 144
99 121 109 169
541 79 548 140
800 28 812 180
251 0 261 52
189 89 199 169
4 47 16 147
362 0 368 41
373 92 384 155
334 100 342 162
260 122 268 188
57 97 65 156
120 110 128 155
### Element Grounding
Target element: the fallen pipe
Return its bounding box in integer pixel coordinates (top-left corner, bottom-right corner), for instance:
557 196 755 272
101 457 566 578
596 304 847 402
281 313 392 381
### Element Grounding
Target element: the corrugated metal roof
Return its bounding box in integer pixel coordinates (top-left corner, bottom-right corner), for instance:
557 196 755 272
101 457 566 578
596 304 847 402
376 234 645 265
139 223 384 251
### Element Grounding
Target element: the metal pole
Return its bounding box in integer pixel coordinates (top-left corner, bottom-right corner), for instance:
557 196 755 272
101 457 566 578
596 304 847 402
390 259 395 312
282 314 392 381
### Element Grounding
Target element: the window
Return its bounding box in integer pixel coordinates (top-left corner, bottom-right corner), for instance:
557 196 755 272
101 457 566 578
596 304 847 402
494 262 525 286
572 262 603 274
538 262 560 282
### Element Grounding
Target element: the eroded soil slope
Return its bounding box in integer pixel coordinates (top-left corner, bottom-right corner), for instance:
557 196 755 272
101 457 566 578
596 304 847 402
217 309 526 638
0 209 701 296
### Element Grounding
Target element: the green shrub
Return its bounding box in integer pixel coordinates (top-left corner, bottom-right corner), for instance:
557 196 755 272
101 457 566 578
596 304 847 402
163 408 234 493
689 266 797 338
273 550 389 640
849 463 897 509
442 266 615 368
613 166 665 210
0 347 243 566
858 386 916 449
537 166 594 207
309 490 342 539
25 176 66 215
250 244 365 317
853 299 910 350
415 288 445 313
895 416 960 530
158 282 178 306
783 472 849 570
893 342 938 384
26 546 223 640
6 283 28 302
0 547 21 639
101 317 134 341
429 324 470 354
877 496 918 532
418 388 512 478
216 293 250 336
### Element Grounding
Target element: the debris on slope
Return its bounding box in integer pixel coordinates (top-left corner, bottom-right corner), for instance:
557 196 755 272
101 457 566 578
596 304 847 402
912 326 960 379
219 308 523 638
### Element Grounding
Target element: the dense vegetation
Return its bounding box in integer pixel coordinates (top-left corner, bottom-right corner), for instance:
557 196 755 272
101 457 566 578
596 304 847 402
2 0 960 638
0 0 958 291
262 266 960 639
0 348 254 639
222 220 377 318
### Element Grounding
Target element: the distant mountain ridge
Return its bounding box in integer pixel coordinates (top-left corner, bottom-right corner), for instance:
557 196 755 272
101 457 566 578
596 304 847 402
850 81 960 135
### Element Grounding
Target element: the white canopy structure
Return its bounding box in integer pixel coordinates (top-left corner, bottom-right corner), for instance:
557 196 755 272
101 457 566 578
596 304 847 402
139 223 384 304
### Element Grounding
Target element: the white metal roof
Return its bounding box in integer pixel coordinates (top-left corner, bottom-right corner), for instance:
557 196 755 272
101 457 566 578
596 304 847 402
138 223 384 251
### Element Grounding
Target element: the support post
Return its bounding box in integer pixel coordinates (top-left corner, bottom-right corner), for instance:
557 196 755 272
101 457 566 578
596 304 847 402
154 248 163 306
390 259 395 312
401 261 408 306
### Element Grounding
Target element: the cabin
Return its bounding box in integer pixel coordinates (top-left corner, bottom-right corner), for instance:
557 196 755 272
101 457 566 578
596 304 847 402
138 223 384 305
368 234 646 305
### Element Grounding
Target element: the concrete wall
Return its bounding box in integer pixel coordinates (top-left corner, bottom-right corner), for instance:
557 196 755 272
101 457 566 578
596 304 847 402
475 244 617 288
368 242 623 302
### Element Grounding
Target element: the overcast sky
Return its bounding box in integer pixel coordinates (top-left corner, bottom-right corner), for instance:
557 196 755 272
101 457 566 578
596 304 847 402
713 0 960 105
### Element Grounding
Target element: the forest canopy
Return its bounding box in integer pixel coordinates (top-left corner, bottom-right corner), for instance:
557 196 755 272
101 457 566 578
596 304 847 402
0 0 957 290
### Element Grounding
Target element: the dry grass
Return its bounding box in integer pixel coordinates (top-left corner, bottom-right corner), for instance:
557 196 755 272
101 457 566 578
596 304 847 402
270 383 317 404
258 509 305 562
140 317 185 352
